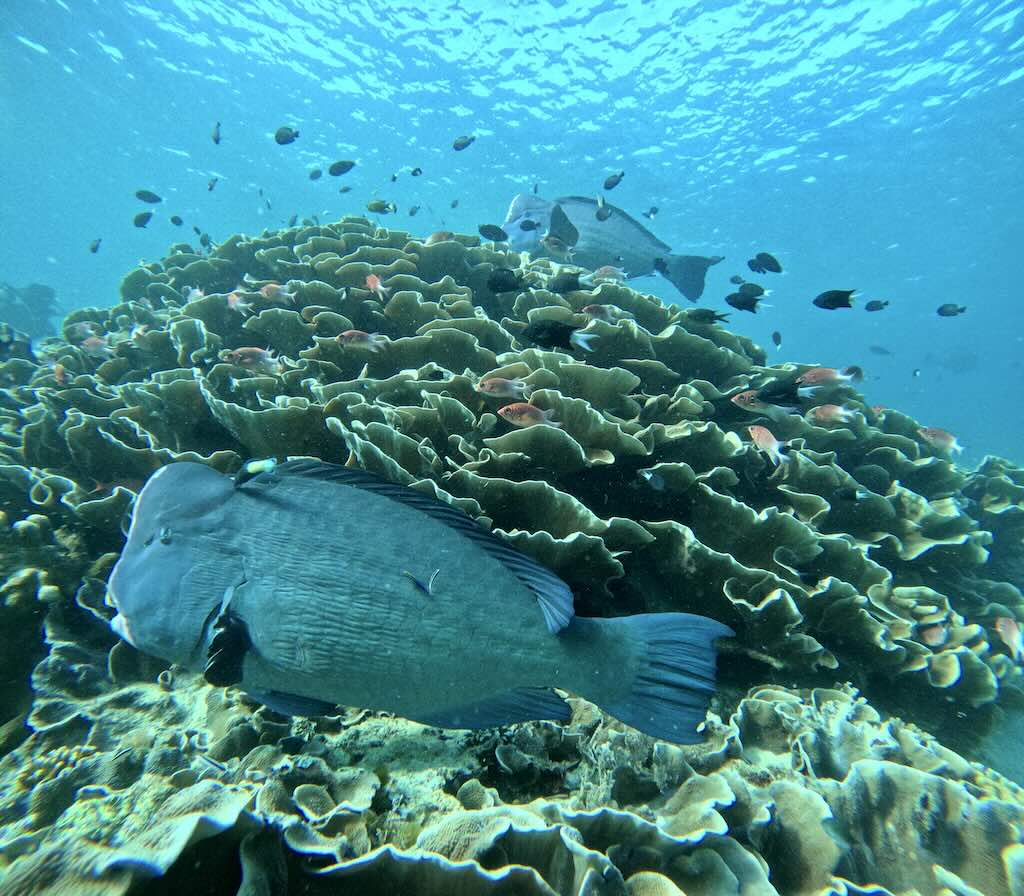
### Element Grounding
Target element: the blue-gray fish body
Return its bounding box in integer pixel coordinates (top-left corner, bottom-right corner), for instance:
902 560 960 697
108 461 730 742
502 193 723 302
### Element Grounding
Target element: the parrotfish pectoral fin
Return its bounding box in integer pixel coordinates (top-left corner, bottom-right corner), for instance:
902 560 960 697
240 460 576 633
602 613 733 744
203 606 251 687
411 687 571 729
245 689 338 717
655 254 724 302
547 204 580 247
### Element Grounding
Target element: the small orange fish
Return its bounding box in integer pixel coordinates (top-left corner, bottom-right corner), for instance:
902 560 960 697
795 365 862 385
226 291 254 316
795 365 863 396
66 321 101 342
747 425 791 466
540 234 574 261
917 427 963 455
497 402 561 428
221 347 281 374
80 335 113 359
185 287 205 301
337 329 389 352
994 616 1021 661
590 265 625 282
365 274 390 301
917 623 948 648
130 324 149 343
425 231 454 246
807 404 855 425
259 283 295 304
731 390 773 413
870 405 886 415
475 377 529 399
52 362 67 385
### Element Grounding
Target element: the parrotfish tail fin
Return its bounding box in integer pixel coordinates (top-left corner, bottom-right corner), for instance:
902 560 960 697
606 613 732 744
841 365 864 382
797 385 821 399
548 204 580 247
655 254 724 302
570 331 598 352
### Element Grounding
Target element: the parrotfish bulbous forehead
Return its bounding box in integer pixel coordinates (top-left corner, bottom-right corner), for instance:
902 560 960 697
107 463 243 665
502 193 553 252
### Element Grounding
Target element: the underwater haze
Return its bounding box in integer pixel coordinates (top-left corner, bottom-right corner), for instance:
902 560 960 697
4 2 1024 895
2 0 1023 462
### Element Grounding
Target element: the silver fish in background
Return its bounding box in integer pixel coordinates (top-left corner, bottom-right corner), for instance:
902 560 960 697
107 460 731 743
502 193 723 301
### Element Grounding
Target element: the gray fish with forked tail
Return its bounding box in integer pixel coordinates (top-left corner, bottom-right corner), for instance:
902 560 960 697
502 193 724 302
107 460 731 743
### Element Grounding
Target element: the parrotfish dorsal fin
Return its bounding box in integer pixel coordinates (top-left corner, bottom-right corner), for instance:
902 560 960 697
238 460 575 634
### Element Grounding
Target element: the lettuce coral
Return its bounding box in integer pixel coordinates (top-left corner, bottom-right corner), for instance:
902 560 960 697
0 217 1022 894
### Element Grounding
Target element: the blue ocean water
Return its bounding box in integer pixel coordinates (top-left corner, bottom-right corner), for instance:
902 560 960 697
1 0 1022 463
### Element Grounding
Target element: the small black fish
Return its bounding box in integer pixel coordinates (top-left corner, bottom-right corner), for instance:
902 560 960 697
89 238 101 254
725 291 762 313
913 368 922 377
199 233 211 248
603 171 624 190
685 309 730 324
309 168 322 181
212 121 221 145
813 289 855 310
135 190 162 204
771 330 782 348
595 196 612 222
548 271 583 294
522 320 597 352
208 177 218 192
390 173 398 182
411 167 422 176
409 205 420 216
133 211 153 228
643 206 658 219
832 486 859 502
937 303 966 317
869 345 893 356
339 186 352 193
170 215 183 226
264 198 272 210
738 282 765 297
288 214 298 227
729 275 745 285
519 219 540 232
453 135 475 151
259 188 263 197
329 160 355 176
532 183 539 194
451 199 459 209
487 268 524 293
366 200 397 214
479 224 509 242
865 300 889 312
193 225 202 236
275 126 299 145
747 252 782 274
756 379 800 408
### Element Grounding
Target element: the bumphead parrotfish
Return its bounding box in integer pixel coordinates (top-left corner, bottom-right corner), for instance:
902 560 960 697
502 193 723 302
107 460 731 743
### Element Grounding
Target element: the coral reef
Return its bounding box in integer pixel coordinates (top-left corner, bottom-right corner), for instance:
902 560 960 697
0 217 1022 894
